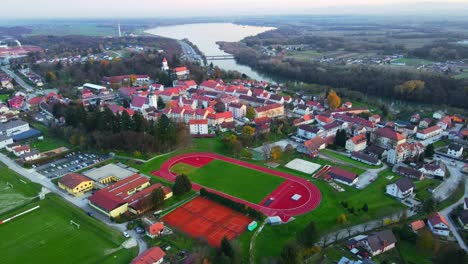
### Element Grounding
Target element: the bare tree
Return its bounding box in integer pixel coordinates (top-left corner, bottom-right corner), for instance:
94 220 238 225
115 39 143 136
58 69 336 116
362 223 369 232
345 225 353 238
320 233 330 248
334 231 340 242
261 142 271 161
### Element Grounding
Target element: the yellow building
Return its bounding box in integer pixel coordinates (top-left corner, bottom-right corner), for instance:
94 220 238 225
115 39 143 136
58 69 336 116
58 173 94 196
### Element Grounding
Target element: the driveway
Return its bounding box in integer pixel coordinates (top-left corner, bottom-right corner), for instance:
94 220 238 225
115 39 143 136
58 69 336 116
433 157 465 201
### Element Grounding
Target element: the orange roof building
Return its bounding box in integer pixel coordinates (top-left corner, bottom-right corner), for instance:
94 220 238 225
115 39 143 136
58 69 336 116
58 173 94 196
131 246 166 264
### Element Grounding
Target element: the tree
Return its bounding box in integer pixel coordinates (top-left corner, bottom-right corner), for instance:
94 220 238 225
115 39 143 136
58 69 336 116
334 129 347 147
417 229 434 252
173 174 192 196
362 203 369 212
151 188 165 210
219 237 234 259
271 146 283 161
45 71 57 83
297 221 318 247
425 143 435 158
157 96 165 110
337 214 347 224
245 106 256 120
434 244 467 264
327 90 341 110
280 242 303 264
241 125 255 144
422 197 437 214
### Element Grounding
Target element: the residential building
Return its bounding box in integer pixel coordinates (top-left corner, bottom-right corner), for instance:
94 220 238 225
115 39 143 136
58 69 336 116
410 113 421 123
359 230 397 256
325 167 359 186
228 102 246 118
433 111 444 119
427 212 450 237
189 119 209 135
254 103 284 118
419 118 432 128
322 121 345 138
8 95 25 109
396 166 424 180
0 134 13 148
350 151 381 166
297 137 326 157
147 222 165 238
131 246 166 264
447 144 463 158
293 113 315 127
416 125 442 140
293 104 310 115
173 67 189 79
419 161 446 178
20 150 41 161
410 220 425 232
437 116 452 130
386 178 414 199
371 128 406 150
11 144 30 157
297 125 323 140
387 142 425 164
58 173 94 196
346 134 367 152
0 119 30 136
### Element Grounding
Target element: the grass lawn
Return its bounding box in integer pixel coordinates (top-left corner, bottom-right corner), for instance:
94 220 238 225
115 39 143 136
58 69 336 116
0 194 134 264
433 139 450 149
255 168 405 262
398 240 433 264
310 156 366 175
392 57 434 66
0 162 41 214
0 93 10 101
322 149 383 169
414 179 442 200
186 159 285 204
30 122 71 152
170 163 199 175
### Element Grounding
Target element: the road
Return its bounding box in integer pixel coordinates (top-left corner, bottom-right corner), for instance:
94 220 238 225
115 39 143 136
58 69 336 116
178 40 204 65
0 153 147 254
433 156 465 201
1 66 35 93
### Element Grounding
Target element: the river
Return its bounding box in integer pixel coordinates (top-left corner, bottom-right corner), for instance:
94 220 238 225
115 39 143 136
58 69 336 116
145 23 276 82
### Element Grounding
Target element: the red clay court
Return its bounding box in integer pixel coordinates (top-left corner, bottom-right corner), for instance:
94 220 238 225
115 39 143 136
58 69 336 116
163 197 252 247
153 152 322 217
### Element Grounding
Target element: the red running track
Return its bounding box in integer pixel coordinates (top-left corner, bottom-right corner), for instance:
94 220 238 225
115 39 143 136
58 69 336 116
152 152 321 216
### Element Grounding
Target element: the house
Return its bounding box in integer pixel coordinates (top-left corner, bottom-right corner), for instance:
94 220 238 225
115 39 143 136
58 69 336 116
297 137 326 157
173 66 189 79
350 151 381 166
0 134 13 148
360 230 397 256
447 144 463 158
346 134 367 152
254 103 284 118
334 113 375 132
365 144 388 159
419 161 446 178
427 212 450 236
315 114 334 125
189 119 209 135
410 220 425 232
437 116 452 130
8 95 25 109
58 173 94 196
228 102 246 119
386 178 414 199
20 150 41 161
293 104 310 115
396 166 424 180
298 125 323 140
322 121 345 138
371 128 406 149
458 211 468 230
325 167 359 186
199 80 221 91
410 113 421 123
433 111 444 119
369 114 381 123
293 113 315 127
131 246 165 264
147 222 165 238
11 144 30 157
131 94 157 111
387 142 425 165
416 125 442 140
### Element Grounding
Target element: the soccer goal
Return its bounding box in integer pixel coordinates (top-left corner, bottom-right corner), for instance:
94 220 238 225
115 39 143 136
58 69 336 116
70 220 80 229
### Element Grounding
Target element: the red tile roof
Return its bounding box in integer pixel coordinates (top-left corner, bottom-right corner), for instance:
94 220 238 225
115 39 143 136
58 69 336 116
326 167 358 184
419 125 441 135
410 220 425 231
189 119 208 125
149 222 165 236
255 103 283 113
350 134 367 144
28 96 43 105
428 212 449 227
131 246 166 264
173 67 188 73
59 173 91 189
376 127 406 141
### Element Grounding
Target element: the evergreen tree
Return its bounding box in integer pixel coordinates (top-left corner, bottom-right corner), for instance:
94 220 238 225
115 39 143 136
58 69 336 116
151 188 166 210
173 174 192 196
219 237 234 259
297 221 318 247
425 143 435 158
280 242 303 264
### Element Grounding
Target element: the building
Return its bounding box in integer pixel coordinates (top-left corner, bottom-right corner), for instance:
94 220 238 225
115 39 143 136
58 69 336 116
419 161 446 178
416 125 442 140
58 173 94 196
83 83 107 92
297 137 326 157
8 95 25 109
0 119 30 136
386 178 414 199
325 167 359 186
83 163 136 185
360 230 397 256
418 118 432 128
254 103 284 118
11 144 30 157
173 67 190 79
228 102 246 119
297 125 323 140
0 134 13 148
189 119 209 135
371 128 406 149
20 150 41 161
131 246 166 264
147 222 165 238
458 211 468 230
350 151 381 166
396 166 424 180
437 116 452 130
410 220 425 232
346 134 367 152
447 144 463 158
428 212 450 237
161 58 169 71
387 142 425 165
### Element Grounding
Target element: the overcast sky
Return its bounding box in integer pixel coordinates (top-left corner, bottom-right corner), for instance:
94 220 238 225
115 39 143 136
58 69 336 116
3 0 468 19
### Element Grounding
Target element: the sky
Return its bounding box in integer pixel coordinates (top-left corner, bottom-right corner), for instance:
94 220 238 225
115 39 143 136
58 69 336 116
3 0 468 19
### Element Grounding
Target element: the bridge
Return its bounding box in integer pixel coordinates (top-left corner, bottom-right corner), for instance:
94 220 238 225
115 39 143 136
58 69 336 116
205 55 235 60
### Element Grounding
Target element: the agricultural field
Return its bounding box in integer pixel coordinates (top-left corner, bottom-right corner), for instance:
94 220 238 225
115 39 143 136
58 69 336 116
172 159 285 204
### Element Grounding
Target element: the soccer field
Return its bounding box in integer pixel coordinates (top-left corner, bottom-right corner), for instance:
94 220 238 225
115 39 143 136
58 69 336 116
174 160 285 203
0 194 133 264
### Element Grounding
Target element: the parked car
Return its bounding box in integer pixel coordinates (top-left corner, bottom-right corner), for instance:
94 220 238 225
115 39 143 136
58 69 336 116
123 231 130 238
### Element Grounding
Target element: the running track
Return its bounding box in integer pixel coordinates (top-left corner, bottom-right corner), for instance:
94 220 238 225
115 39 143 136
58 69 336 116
152 152 321 216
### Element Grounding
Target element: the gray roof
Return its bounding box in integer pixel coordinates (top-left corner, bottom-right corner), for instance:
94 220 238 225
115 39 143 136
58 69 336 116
394 178 414 192
83 163 135 182
0 119 28 132
366 230 397 252
0 134 12 142
448 144 463 152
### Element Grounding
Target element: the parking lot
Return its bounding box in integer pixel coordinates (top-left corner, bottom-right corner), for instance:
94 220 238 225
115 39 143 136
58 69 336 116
35 152 110 179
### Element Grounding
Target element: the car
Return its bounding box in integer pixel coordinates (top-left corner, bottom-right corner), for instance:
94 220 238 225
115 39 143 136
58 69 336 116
123 231 130 238
134 226 145 234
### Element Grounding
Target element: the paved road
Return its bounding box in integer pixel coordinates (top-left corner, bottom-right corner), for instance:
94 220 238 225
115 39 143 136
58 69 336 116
0 153 147 254
433 156 465 201
178 40 204 65
1 66 34 92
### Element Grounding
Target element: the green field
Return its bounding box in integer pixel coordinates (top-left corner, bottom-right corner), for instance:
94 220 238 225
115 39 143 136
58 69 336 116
29 122 70 152
176 159 285 204
0 93 10 102
414 179 441 200
454 71 468 79
0 194 134 264
391 58 434 66
322 149 383 169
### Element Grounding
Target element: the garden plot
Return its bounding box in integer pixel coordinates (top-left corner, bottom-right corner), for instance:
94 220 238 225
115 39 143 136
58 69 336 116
285 159 321 174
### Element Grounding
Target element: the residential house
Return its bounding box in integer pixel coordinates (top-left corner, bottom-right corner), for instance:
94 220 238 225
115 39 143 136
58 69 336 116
297 137 326 157
322 121 345 138
437 116 452 130
396 166 424 180
199 80 221 91
359 230 397 256
369 114 381 123
416 125 442 140
254 117 271 134
350 151 381 166
410 220 425 232
325 167 359 186
238 95 266 107
386 178 414 199
189 119 209 135
8 95 24 109
146 222 165 238
419 161 446 178
419 118 433 128
268 94 284 104
293 104 310 115
130 246 165 264
433 111 444 119
315 114 334 126
173 80 197 89
447 144 463 158
58 173 94 196
428 212 450 237
228 102 246 118
21 150 41 161
346 134 367 152
298 125 323 139
254 103 284 118
12 144 30 157
371 128 406 150
387 142 425 165
0 135 13 148
173 67 189 79
410 113 421 123
293 113 315 127
334 113 375 132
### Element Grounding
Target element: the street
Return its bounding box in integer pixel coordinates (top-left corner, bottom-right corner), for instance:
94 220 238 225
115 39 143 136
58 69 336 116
1 65 35 93
178 40 204 65
0 153 147 254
